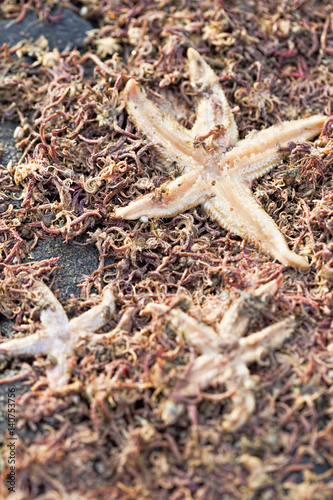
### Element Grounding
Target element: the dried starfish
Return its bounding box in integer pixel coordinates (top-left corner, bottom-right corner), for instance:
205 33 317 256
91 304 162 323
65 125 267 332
145 280 294 430
115 48 326 268
0 281 115 390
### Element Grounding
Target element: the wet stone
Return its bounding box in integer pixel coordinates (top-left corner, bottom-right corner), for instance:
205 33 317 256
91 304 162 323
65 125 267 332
0 8 93 51
26 236 100 300
0 122 22 167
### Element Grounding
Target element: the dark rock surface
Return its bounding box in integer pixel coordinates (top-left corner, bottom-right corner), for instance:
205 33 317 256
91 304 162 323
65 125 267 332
26 236 100 300
0 8 93 51
0 122 22 167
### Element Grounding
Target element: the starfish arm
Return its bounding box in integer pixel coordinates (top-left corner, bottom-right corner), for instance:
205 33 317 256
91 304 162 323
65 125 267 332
222 364 256 431
176 353 254 430
115 170 208 220
218 296 252 342
44 351 74 389
177 353 225 397
204 175 309 268
238 317 295 363
223 115 326 183
69 285 115 336
187 48 238 151
143 302 221 354
123 79 207 169
35 281 69 336
222 318 293 430
218 279 280 340
0 332 52 357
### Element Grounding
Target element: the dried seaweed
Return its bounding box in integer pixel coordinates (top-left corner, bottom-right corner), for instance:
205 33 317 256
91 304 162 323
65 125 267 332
0 0 333 499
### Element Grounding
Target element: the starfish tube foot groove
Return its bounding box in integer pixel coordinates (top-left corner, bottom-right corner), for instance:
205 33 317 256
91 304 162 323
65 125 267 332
115 48 326 268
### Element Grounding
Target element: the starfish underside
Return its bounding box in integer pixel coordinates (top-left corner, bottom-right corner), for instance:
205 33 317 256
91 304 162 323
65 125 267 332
0 282 115 390
144 280 294 430
115 48 326 268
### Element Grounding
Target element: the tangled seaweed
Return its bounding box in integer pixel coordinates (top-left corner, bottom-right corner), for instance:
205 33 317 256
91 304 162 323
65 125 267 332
0 0 333 498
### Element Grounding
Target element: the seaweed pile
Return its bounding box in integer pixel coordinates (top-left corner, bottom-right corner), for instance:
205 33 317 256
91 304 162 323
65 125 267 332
0 0 333 498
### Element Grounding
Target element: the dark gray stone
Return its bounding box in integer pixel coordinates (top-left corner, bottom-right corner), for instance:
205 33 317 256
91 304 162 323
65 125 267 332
0 122 22 167
25 236 100 300
0 8 93 51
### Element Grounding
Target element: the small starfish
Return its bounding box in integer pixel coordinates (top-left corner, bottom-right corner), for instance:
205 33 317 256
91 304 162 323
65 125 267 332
145 280 294 430
0 281 115 390
115 48 326 268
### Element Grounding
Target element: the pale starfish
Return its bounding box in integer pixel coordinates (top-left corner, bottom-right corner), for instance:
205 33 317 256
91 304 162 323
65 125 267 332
144 280 294 430
0 281 115 390
115 48 326 268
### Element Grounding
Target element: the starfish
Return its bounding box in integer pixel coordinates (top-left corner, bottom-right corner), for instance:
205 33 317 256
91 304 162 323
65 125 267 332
144 280 294 430
115 48 326 268
0 281 115 391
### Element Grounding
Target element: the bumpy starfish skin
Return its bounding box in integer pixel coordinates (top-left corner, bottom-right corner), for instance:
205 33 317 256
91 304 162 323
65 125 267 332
115 48 326 268
145 280 294 430
0 281 115 390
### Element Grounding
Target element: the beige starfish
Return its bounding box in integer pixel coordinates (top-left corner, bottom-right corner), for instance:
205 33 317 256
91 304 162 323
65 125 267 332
0 281 115 390
144 280 294 430
115 48 326 268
